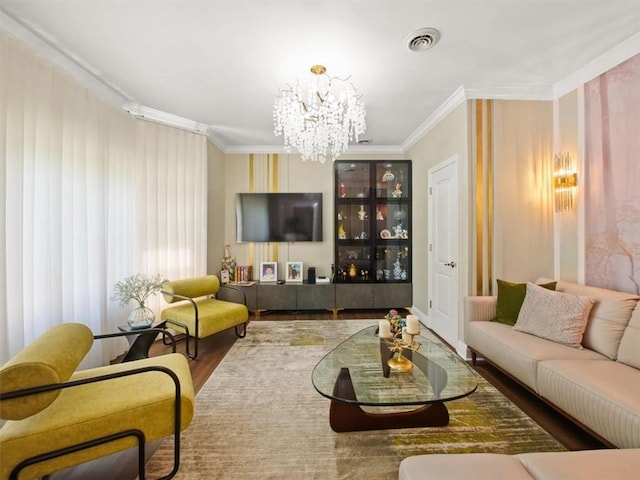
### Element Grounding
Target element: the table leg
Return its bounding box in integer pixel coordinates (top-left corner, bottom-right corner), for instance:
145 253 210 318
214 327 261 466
329 368 450 433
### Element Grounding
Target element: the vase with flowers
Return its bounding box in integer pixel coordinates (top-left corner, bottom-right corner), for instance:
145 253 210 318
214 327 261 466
111 273 167 329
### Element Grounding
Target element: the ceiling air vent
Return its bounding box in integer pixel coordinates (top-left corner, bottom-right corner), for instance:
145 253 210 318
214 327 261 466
405 28 441 52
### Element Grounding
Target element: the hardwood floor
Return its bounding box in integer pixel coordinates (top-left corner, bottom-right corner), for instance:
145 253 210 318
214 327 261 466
51 309 606 479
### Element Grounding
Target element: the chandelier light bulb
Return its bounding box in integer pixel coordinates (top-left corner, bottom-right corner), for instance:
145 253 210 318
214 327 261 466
273 65 367 163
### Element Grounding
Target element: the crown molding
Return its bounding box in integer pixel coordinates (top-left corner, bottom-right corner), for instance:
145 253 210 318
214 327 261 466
225 145 288 155
401 85 467 152
0 10 131 107
554 32 640 98
463 85 554 101
224 143 405 156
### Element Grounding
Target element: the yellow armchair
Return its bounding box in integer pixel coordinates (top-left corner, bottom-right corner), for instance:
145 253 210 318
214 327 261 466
161 274 249 359
0 323 195 480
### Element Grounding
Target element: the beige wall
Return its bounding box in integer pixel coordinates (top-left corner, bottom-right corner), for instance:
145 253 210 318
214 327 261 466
407 102 470 319
207 140 227 274
555 90 581 282
492 100 555 281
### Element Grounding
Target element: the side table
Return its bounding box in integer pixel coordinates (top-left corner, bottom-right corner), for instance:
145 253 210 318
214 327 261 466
117 323 166 362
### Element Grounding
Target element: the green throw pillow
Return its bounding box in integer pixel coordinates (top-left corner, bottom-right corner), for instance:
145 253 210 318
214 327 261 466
495 279 557 326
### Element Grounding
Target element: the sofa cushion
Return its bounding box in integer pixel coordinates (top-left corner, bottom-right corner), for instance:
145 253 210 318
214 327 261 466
537 359 640 448
399 453 534 480
0 323 94 420
467 321 607 393
514 283 594 348
495 279 557 326
516 449 640 480
556 281 639 359
617 303 640 369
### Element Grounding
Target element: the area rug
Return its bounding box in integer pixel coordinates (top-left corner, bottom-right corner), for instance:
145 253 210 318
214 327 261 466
144 320 565 479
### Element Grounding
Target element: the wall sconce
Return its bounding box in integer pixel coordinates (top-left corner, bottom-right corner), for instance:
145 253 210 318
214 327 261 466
553 152 577 213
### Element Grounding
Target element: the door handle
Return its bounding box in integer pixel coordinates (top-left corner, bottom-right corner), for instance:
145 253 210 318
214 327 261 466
444 261 456 268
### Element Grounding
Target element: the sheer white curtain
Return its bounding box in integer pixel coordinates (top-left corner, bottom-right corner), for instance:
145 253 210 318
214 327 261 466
1 31 207 366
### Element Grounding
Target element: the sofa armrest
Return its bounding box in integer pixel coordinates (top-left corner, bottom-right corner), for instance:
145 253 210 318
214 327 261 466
464 296 497 324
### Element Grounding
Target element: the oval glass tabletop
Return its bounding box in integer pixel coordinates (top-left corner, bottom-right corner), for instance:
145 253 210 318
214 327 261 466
312 325 478 407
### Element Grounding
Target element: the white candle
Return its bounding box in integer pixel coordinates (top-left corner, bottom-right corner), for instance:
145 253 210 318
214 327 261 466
406 315 420 335
378 320 392 338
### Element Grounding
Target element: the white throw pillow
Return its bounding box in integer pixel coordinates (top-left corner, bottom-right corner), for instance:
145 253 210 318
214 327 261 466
513 282 595 348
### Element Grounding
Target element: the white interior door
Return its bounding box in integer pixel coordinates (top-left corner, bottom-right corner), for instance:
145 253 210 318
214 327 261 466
428 157 459 348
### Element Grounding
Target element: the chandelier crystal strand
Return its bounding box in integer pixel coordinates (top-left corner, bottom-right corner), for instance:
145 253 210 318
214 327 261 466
273 65 366 163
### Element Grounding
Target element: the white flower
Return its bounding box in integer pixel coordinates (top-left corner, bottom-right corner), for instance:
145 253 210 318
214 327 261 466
111 273 167 308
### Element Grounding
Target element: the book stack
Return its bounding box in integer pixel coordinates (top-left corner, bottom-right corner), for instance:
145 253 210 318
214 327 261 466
235 265 253 283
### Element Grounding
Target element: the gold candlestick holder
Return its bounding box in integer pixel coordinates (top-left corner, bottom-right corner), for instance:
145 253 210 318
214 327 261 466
383 330 421 372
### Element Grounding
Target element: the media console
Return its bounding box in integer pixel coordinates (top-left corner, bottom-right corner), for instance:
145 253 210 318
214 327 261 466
218 282 412 316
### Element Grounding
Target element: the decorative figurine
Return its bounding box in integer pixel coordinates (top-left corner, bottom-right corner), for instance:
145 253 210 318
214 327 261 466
392 182 403 198
338 224 347 239
340 182 346 198
348 264 357 278
357 205 367 220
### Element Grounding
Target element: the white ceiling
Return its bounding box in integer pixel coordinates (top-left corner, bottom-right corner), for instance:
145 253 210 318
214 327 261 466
2 1 640 154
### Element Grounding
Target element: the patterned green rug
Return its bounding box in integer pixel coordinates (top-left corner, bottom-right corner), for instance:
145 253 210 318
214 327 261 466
145 320 565 479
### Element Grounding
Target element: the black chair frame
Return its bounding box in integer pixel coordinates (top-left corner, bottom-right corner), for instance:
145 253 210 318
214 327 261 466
0 330 184 480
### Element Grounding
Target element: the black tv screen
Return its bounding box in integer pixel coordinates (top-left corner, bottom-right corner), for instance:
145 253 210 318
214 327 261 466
236 193 323 242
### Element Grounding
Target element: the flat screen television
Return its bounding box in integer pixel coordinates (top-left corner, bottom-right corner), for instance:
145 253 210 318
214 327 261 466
236 192 323 242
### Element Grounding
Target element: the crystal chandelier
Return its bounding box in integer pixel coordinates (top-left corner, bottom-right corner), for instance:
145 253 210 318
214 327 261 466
273 65 366 163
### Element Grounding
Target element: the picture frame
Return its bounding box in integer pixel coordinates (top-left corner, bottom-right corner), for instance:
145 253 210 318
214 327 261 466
220 269 230 284
286 261 303 283
260 262 277 282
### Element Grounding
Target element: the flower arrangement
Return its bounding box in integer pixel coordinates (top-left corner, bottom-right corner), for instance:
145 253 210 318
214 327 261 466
385 309 406 334
111 273 167 308
221 244 237 281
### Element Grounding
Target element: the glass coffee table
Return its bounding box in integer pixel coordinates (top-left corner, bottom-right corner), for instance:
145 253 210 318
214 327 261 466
311 325 479 432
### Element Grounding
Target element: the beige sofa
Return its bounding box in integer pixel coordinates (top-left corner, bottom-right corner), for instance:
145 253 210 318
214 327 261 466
398 280 640 479
463 279 640 449
399 448 640 480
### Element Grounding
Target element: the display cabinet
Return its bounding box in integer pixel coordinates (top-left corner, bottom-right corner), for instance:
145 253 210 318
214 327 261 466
334 160 412 285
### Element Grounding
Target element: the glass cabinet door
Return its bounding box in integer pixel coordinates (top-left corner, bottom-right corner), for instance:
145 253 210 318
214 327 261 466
336 162 371 198
336 203 371 241
375 162 410 200
374 203 409 240
335 160 411 284
336 245 372 282
375 245 410 282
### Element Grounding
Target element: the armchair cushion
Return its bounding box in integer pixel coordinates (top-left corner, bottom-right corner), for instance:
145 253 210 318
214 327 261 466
162 298 248 338
162 275 220 303
0 323 94 420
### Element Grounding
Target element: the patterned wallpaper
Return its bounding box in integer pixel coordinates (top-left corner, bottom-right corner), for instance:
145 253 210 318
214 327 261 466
585 53 640 294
